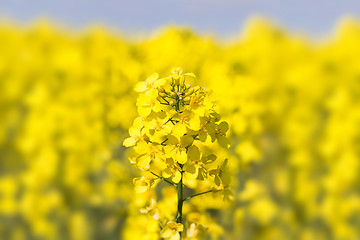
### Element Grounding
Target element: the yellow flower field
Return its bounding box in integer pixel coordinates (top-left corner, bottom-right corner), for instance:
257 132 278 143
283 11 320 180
1 18 360 239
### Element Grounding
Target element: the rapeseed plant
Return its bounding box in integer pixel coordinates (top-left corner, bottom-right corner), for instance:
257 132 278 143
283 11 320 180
124 68 231 239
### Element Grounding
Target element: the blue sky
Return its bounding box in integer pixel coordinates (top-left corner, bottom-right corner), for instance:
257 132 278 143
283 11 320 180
1 0 360 37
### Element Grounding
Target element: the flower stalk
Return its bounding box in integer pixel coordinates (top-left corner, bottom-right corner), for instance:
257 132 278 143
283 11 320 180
176 171 183 224
175 83 184 238
183 190 213 201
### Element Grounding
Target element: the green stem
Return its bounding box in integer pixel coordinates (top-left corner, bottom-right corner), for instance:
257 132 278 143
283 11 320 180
149 171 177 187
183 190 212 201
175 100 180 113
176 171 183 225
174 92 183 239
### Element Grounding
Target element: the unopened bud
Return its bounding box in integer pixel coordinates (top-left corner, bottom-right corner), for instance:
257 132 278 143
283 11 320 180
180 79 186 88
193 86 201 92
174 77 180 86
171 92 177 98
187 88 194 95
183 96 191 102
158 92 165 98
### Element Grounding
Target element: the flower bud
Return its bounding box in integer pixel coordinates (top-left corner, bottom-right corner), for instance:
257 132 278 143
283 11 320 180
187 88 194 95
158 91 167 98
183 96 191 102
193 86 201 92
171 92 177 98
173 77 180 86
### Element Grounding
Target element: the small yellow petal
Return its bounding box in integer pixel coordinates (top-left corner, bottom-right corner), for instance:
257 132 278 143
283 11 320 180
176 223 184 232
146 73 159 84
188 116 201 130
172 171 182 183
199 131 207 142
133 117 144 128
172 123 187 139
123 137 136 147
205 122 216 134
135 185 148 193
129 127 140 137
162 125 172 134
167 135 179 145
134 81 148 92
146 88 158 98
138 106 152 117
137 155 151 169
177 151 188 164
218 136 230 148
170 233 180 240
162 168 173 178
180 135 194 148
221 172 231 185
218 121 229 133
188 145 200 160
160 228 173 238
154 78 167 88
184 164 198 180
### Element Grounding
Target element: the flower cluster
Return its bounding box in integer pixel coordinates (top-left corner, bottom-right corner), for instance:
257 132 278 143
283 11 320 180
123 68 231 239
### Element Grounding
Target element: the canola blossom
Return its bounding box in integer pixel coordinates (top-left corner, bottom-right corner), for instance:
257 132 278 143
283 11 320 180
1 18 360 240
123 68 231 239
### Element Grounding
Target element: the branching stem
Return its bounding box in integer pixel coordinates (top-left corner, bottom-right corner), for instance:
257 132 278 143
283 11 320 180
149 171 177 187
183 190 212 201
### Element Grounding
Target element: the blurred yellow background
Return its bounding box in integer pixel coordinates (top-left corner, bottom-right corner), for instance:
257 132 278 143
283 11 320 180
1 17 360 239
